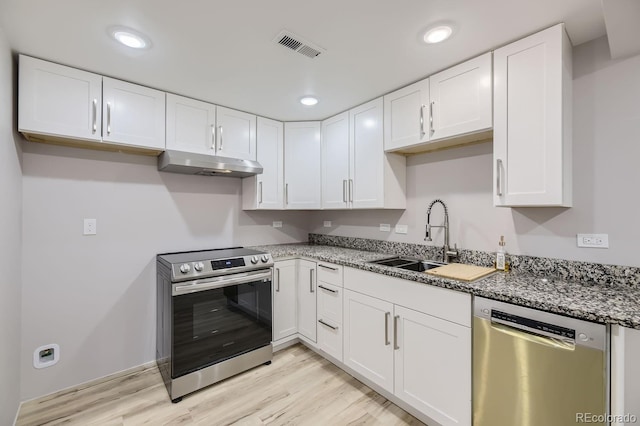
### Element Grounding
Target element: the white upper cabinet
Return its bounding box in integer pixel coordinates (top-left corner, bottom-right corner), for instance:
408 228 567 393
429 52 492 141
321 111 350 209
284 122 322 209
19 55 102 143
383 79 430 151
384 53 493 154
321 98 406 210
493 23 572 207
215 106 257 161
101 77 166 150
243 117 284 210
351 98 406 209
166 93 216 155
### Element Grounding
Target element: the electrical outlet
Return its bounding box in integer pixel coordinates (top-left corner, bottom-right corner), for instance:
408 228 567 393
379 224 391 232
323 221 332 228
395 224 408 234
577 234 609 248
272 221 283 228
83 219 97 235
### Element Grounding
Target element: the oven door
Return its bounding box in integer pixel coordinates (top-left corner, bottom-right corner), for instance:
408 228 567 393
171 269 272 378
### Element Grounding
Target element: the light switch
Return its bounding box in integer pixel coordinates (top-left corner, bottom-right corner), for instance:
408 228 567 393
83 219 97 235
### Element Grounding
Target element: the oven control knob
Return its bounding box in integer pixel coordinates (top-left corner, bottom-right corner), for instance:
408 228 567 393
261 255 269 263
179 263 191 274
193 262 204 272
251 256 259 264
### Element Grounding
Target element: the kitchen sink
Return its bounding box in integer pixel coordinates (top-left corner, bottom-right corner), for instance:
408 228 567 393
369 257 446 272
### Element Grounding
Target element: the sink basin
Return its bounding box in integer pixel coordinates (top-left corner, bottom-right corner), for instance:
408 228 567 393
369 256 446 272
398 260 446 272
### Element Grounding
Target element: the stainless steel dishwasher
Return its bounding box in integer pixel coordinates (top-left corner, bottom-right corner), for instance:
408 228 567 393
473 297 608 426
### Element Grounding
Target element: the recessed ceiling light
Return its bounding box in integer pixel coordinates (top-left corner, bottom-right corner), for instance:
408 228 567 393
109 26 151 49
423 25 453 44
300 96 319 106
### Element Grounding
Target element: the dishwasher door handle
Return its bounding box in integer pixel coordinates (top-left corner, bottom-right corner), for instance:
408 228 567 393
490 321 575 350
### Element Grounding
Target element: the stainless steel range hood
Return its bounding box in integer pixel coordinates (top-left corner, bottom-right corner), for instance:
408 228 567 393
158 150 263 177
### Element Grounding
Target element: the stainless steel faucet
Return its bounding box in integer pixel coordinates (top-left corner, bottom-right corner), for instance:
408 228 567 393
424 199 458 263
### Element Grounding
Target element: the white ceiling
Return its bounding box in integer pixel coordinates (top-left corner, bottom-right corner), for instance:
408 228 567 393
0 0 606 121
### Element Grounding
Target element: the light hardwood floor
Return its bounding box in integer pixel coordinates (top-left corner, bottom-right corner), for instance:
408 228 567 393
16 344 425 425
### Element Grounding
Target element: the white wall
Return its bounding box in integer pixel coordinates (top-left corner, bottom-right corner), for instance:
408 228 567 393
20 143 310 400
0 28 22 424
311 36 640 268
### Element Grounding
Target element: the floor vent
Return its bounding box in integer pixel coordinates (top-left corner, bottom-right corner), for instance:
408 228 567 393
274 30 325 59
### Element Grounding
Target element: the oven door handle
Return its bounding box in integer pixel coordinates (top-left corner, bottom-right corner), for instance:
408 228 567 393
172 270 272 296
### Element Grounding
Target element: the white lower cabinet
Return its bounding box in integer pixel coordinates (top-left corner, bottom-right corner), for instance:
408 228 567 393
343 289 395 393
272 261 471 425
317 283 343 360
272 260 297 342
394 305 471 426
343 267 471 426
316 263 344 361
297 259 317 343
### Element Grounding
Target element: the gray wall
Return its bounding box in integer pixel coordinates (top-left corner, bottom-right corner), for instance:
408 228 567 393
0 28 22 424
311 36 640 268
20 143 311 400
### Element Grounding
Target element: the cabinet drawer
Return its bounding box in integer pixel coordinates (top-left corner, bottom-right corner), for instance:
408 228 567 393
317 262 343 286
317 319 343 362
318 282 342 325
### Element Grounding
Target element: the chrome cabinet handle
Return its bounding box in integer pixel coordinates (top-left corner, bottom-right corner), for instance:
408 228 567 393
343 179 347 203
310 269 314 293
318 319 338 331
385 312 391 345
210 125 216 150
318 264 338 271
394 315 400 350
218 125 223 151
496 159 503 196
420 104 425 138
285 183 289 205
276 268 280 292
318 284 337 293
92 99 97 134
349 179 353 203
106 102 112 135
258 182 263 204
429 101 434 135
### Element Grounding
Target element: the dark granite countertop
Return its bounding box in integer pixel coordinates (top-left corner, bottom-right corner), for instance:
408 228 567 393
250 243 640 329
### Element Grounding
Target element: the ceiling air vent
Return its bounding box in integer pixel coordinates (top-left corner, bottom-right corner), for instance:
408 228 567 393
274 30 326 59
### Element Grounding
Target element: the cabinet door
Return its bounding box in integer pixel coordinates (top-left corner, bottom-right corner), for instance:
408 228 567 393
394 305 471 426
284 122 321 209
343 289 394 393
321 112 350 209
166 94 216 155
494 24 572 207
102 77 166 150
297 260 317 343
215 106 257 161
19 55 102 142
350 97 384 209
256 117 284 209
273 260 297 341
383 78 430 151
429 52 492 141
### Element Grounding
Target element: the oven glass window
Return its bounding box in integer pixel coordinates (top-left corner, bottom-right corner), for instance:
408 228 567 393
172 279 272 378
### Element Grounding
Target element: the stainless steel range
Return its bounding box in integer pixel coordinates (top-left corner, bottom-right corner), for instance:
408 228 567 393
156 247 273 402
